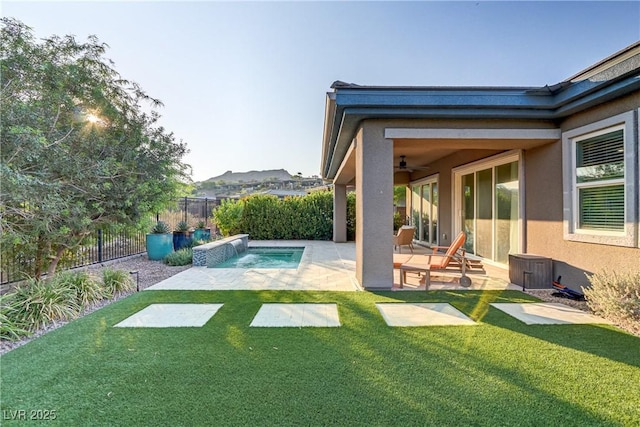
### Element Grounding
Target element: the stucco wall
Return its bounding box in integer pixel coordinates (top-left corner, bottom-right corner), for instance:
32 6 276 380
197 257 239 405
397 94 640 287
421 138 639 288
561 92 639 132
525 142 639 287
526 92 640 287
384 117 556 247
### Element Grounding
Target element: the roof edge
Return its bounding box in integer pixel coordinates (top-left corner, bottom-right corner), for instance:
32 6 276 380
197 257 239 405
566 41 640 82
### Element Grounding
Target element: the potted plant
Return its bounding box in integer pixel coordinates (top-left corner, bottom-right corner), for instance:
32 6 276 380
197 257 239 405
173 220 193 250
146 221 174 260
193 220 211 241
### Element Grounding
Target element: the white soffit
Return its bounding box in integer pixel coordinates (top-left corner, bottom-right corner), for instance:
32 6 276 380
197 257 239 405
334 140 356 185
384 128 561 140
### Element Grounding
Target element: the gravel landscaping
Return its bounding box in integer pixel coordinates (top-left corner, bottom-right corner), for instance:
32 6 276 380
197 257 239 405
0 255 190 355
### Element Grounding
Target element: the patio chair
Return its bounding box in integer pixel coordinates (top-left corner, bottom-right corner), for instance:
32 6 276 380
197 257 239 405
394 231 466 289
393 226 416 253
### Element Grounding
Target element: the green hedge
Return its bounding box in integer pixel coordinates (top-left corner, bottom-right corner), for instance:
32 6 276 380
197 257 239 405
212 198 244 236
212 191 355 240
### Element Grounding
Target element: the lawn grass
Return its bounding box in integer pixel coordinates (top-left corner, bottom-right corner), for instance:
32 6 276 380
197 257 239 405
1 290 639 426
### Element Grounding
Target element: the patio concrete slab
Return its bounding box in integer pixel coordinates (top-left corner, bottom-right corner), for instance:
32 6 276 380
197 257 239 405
490 303 613 325
145 240 516 292
113 303 223 328
146 241 359 291
250 303 341 327
393 269 518 291
376 303 477 327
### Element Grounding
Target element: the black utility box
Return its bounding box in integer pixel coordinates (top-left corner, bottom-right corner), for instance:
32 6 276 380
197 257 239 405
509 254 552 289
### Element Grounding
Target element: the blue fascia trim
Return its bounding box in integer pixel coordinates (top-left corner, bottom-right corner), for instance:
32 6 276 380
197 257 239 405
333 88 556 109
553 75 640 116
332 74 639 112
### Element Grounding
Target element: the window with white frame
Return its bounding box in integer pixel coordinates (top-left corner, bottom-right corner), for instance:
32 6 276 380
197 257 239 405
575 127 624 231
562 110 638 247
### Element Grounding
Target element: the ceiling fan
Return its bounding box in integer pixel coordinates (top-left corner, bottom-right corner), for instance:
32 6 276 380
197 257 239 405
394 155 430 173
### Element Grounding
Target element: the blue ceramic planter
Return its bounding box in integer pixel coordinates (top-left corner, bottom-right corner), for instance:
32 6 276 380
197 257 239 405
146 234 174 260
173 232 193 250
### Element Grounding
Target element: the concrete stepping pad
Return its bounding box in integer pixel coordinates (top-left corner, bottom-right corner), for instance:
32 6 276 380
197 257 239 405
114 303 223 328
376 303 476 327
490 303 613 325
250 303 341 327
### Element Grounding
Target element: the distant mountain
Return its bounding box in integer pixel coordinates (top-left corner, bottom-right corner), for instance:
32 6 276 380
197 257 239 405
201 169 293 184
195 169 324 198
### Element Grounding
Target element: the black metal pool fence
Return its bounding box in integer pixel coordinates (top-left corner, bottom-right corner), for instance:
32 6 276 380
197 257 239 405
0 197 221 286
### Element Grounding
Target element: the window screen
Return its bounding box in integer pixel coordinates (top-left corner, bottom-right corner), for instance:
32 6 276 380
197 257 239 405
576 129 624 183
576 129 625 231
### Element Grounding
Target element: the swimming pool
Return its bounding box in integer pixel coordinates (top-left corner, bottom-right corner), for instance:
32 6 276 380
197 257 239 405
212 247 304 269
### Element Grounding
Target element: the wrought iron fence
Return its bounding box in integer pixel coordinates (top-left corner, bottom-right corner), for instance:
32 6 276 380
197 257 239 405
154 197 221 231
0 197 220 286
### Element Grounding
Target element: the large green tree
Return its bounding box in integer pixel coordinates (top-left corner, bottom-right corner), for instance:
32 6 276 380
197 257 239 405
0 18 190 278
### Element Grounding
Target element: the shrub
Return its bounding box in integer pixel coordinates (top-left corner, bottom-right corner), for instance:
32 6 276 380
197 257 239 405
240 194 281 239
164 248 193 266
175 221 190 232
298 191 334 240
347 192 356 241
583 269 640 335
151 221 171 234
53 270 106 308
393 212 405 231
212 191 356 240
213 198 244 236
0 294 30 340
190 239 205 247
102 268 135 296
8 278 80 332
239 192 336 240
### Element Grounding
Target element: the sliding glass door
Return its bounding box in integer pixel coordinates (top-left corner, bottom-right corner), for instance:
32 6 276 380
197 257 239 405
410 177 438 246
455 153 521 265
495 162 520 263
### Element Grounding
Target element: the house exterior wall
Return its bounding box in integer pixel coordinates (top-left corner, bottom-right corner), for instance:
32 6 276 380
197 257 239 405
331 91 638 289
560 91 638 132
323 45 639 290
525 140 639 286
394 97 639 287
382 116 556 249
525 92 640 287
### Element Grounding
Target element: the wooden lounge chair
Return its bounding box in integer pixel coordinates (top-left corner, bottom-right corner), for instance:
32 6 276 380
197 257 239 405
394 231 467 289
393 226 416 254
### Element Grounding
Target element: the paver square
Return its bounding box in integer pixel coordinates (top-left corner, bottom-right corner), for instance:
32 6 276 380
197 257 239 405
114 303 223 328
490 303 613 325
250 303 341 327
376 303 476 327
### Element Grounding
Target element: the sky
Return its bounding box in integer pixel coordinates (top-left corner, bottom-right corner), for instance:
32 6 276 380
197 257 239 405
3 1 639 182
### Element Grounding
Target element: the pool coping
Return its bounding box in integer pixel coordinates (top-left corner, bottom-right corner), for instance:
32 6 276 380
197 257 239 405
147 240 361 292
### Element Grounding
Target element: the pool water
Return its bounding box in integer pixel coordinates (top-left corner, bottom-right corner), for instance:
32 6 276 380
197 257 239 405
213 247 304 269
